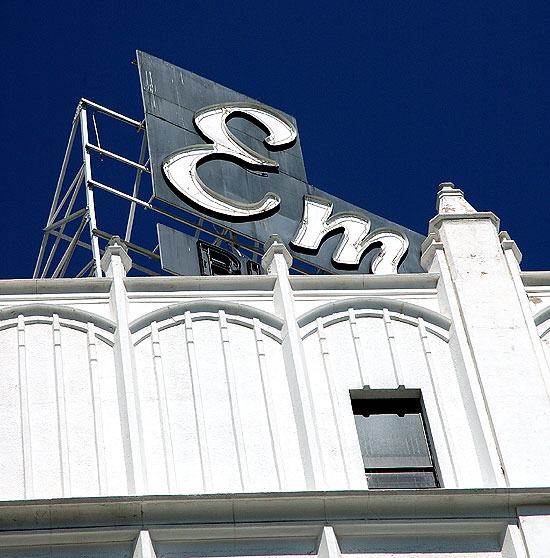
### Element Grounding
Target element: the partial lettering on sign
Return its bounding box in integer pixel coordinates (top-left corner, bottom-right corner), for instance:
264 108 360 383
162 102 408 274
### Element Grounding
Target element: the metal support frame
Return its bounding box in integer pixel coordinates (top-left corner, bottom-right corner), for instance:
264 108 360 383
34 99 152 279
80 107 103 277
34 99 329 279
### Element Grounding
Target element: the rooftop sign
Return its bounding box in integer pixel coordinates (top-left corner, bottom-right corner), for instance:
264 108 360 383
137 52 424 274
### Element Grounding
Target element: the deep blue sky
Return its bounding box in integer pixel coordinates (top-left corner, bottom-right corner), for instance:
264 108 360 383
2 1 548 278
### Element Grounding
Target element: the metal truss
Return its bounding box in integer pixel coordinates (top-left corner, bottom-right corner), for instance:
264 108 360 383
34 100 329 278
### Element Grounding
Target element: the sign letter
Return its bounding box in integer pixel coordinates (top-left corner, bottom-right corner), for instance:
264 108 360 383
162 103 297 218
292 195 408 274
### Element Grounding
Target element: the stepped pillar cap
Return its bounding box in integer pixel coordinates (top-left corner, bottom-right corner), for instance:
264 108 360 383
436 182 477 214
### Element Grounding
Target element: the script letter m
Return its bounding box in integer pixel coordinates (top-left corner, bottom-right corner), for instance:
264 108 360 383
291 195 408 274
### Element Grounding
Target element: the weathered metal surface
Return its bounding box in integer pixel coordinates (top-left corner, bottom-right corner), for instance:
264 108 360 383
138 51 425 274
158 224 261 277
157 224 202 276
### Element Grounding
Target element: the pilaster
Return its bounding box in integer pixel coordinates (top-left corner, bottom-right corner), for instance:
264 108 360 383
101 237 147 494
262 235 325 489
517 506 550 557
133 530 157 558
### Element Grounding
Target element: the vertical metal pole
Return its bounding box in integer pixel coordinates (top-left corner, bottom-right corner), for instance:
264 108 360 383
124 132 148 242
80 105 103 277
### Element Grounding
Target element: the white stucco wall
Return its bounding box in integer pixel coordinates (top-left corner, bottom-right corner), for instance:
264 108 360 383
2 230 550 500
1 261 549 499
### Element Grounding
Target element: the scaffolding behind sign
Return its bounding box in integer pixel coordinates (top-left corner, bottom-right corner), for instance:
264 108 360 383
34 99 330 278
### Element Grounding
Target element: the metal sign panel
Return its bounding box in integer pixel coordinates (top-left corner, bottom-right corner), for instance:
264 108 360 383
138 51 424 274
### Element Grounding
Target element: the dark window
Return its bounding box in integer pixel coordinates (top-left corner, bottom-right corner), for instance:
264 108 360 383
351 394 438 489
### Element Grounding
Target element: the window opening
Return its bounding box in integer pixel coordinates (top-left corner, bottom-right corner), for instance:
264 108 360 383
351 391 438 489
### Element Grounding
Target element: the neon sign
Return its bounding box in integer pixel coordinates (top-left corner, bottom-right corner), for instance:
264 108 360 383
162 103 408 274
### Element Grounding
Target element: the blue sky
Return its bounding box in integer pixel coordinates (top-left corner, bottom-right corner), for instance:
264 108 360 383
2 1 548 278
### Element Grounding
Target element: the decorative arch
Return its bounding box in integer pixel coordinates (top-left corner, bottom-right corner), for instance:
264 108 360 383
0 303 116 335
297 297 451 341
129 299 284 344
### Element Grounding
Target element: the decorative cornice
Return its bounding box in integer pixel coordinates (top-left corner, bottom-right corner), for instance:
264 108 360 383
0 489 549 532
428 212 501 235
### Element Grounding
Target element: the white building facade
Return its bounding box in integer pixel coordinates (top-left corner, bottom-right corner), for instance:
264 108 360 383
0 184 549 556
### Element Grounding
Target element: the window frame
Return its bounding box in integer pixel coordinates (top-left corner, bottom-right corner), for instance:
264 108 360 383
350 386 440 489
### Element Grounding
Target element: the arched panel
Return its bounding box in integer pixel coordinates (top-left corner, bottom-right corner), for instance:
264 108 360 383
299 298 485 490
0 305 123 500
131 302 302 495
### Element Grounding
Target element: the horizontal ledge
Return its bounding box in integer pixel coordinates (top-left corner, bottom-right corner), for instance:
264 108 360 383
1 488 549 532
124 275 277 292
428 211 500 230
0 277 112 295
289 273 439 291
521 271 550 287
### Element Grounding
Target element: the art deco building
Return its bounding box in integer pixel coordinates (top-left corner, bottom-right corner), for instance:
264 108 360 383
1 54 549 557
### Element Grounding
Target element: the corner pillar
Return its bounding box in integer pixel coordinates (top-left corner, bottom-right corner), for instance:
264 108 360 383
422 183 550 487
